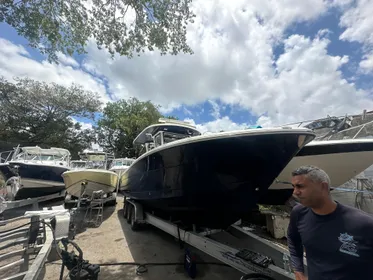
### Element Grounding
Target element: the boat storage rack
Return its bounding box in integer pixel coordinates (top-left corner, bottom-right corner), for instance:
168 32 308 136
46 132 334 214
124 198 308 280
0 206 70 280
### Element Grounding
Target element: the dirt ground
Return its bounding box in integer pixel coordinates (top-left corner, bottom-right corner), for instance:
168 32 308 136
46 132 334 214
35 196 245 280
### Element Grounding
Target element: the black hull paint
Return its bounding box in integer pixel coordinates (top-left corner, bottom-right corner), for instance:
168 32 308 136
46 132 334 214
8 162 68 183
1 162 68 200
121 132 314 228
0 163 16 183
15 185 66 200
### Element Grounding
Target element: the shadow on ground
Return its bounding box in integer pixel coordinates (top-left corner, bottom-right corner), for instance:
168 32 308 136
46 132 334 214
101 202 243 280
68 201 116 236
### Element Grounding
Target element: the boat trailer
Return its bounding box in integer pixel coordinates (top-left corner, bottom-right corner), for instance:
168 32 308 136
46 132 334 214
123 198 308 280
0 207 70 280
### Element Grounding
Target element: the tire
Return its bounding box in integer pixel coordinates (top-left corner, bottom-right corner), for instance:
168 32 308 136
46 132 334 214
130 207 140 231
123 202 128 219
126 204 132 224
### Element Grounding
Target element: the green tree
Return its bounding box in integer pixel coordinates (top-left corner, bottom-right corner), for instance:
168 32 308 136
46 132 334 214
96 97 163 158
0 0 195 63
0 76 101 158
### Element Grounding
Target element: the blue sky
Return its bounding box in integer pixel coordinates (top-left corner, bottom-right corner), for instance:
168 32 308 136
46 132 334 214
1 1 373 133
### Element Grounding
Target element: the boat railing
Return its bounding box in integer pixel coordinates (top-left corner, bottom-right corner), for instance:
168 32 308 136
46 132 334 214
0 150 15 163
326 119 373 140
12 150 71 166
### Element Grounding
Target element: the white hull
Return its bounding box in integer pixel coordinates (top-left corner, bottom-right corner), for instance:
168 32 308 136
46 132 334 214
270 139 373 190
109 166 130 176
62 169 118 198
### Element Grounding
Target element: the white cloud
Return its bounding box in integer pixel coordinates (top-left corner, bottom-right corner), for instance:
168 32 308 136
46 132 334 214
70 117 93 130
185 117 249 134
2 0 372 128
208 100 221 119
338 0 373 73
339 0 373 46
0 38 110 105
77 0 372 126
359 53 373 73
81 0 331 105
57 52 79 67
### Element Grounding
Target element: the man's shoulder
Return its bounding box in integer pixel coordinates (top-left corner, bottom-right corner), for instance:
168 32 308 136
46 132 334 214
290 203 309 219
340 203 373 225
291 203 308 213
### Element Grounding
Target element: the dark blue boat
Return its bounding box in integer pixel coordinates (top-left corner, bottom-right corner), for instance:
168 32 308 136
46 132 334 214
119 119 315 229
1 146 71 200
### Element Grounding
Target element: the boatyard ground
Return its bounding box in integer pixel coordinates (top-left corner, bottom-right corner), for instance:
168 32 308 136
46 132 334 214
37 195 244 280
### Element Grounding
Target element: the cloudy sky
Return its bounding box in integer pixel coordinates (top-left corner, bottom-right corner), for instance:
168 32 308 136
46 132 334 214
1 0 373 133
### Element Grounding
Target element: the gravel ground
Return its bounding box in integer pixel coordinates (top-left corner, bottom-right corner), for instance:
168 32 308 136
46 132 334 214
40 196 244 280
2 195 289 280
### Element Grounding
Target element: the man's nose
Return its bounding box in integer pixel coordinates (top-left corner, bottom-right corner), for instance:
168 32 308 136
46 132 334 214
293 188 300 196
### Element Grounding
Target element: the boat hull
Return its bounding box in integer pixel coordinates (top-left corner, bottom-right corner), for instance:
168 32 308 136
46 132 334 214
0 163 15 186
62 169 119 198
2 162 69 200
269 139 373 190
110 166 130 176
120 129 315 228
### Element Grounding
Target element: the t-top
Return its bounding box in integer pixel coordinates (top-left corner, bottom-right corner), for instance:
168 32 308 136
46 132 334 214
287 202 373 280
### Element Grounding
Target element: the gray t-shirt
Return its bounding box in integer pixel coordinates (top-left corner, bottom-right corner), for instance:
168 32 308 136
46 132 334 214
287 202 373 280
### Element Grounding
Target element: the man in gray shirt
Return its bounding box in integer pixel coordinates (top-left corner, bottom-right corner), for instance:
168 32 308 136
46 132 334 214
287 165 373 280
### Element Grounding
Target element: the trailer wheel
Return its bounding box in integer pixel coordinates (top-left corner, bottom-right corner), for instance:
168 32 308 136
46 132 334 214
126 204 132 224
130 207 140 231
123 202 128 219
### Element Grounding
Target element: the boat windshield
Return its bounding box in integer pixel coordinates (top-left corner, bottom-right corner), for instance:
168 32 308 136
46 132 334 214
86 161 106 169
113 159 134 166
71 161 86 168
153 131 191 147
163 132 190 143
14 153 67 162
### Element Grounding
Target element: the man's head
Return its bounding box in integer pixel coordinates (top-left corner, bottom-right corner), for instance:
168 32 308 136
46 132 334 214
291 165 331 208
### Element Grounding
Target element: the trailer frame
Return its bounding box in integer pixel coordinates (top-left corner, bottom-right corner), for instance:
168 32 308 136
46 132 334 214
0 206 70 280
0 191 65 215
123 198 308 280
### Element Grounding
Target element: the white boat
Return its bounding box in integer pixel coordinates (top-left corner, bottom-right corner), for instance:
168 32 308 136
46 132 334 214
62 151 118 198
70 160 87 170
109 157 136 176
269 139 373 192
0 146 71 200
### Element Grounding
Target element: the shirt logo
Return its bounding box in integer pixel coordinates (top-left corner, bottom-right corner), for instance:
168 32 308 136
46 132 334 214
338 233 360 257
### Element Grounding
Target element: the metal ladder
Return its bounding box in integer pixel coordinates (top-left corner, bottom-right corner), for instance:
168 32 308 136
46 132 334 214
84 190 105 227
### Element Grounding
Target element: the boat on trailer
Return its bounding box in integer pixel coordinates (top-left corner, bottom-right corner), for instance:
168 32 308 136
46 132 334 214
119 118 315 229
266 112 373 200
62 150 118 198
0 146 71 200
109 157 136 176
269 138 373 195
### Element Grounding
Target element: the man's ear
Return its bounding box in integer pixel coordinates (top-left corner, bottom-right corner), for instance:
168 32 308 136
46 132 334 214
321 182 329 192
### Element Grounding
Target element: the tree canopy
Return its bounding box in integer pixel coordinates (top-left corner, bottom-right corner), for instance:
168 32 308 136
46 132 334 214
0 77 182 159
96 97 163 158
96 97 179 158
0 0 195 62
0 76 102 158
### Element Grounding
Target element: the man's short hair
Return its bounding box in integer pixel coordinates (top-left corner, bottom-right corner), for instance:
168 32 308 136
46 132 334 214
292 165 331 188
